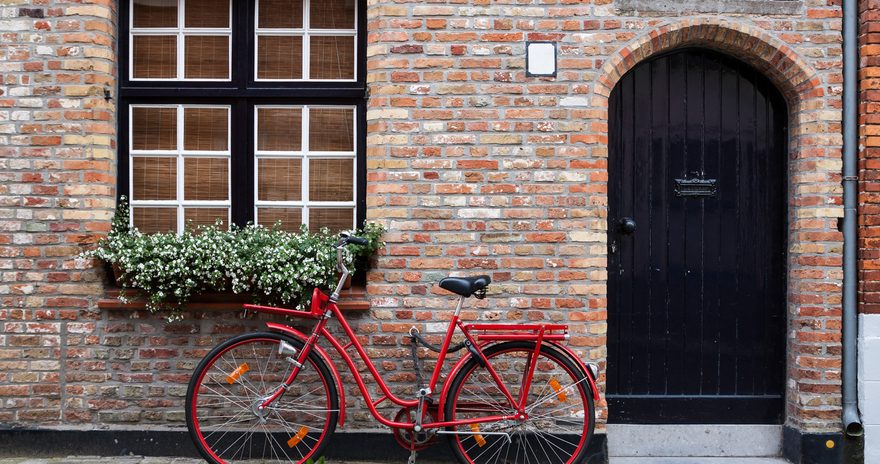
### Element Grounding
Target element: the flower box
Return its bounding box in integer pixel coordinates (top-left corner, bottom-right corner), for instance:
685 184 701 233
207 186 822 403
85 197 383 321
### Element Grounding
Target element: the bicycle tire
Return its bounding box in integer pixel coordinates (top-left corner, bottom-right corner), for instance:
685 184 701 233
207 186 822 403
444 341 595 464
186 332 338 464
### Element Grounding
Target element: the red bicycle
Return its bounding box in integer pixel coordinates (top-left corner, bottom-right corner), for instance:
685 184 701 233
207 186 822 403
186 234 599 464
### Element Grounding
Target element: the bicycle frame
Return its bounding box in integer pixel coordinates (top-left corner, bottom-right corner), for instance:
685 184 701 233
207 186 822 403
243 288 590 432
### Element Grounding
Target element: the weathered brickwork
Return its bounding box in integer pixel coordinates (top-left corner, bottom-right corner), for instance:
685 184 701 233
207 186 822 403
860 1 880 457
0 0 117 424
364 1 843 433
861 0 880 316
0 0 846 440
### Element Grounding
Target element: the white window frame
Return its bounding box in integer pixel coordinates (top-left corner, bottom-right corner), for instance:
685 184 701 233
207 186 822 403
254 105 358 230
129 104 232 233
254 0 358 82
129 0 233 82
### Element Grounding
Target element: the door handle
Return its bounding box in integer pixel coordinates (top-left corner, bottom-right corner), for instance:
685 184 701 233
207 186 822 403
618 217 636 235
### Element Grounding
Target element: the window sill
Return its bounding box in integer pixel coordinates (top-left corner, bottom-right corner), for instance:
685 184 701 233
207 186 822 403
97 287 370 311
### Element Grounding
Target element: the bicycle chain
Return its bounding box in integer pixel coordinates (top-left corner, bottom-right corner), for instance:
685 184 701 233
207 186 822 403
409 333 425 390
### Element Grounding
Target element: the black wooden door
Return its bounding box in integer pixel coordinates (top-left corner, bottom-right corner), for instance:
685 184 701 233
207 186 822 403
607 48 787 424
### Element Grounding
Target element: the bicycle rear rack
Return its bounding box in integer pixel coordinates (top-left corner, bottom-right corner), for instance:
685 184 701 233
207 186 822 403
463 324 569 342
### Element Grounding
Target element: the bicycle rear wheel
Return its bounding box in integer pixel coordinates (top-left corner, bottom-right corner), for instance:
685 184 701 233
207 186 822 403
186 332 337 464
444 341 595 464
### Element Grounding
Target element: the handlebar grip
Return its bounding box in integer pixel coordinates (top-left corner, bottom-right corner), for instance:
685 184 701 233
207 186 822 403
346 236 369 246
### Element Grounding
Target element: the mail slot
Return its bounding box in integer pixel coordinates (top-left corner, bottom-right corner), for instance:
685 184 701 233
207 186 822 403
674 178 717 197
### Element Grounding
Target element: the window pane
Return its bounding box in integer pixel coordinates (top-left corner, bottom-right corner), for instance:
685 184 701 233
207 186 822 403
184 36 229 79
132 157 177 200
184 208 229 229
185 0 230 28
184 107 228 151
309 208 353 233
133 0 177 28
258 158 302 201
257 108 302 151
133 207 177 234
309 159 352 201
257 36 303 80
133 35 177 79
184 157 229 200
132 107 177 150
309 108 353 151
310 0 354 29
309 36 354 80
259 0 303 29
258 208 302 231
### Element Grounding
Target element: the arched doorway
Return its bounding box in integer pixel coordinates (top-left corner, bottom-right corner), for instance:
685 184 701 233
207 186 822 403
606 48 788 424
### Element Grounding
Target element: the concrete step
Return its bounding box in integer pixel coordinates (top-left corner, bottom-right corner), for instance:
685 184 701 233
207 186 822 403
610 459 789 464
606 424 784 457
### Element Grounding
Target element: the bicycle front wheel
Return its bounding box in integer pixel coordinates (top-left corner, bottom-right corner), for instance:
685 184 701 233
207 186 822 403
186 332 338 464
444 341 595 464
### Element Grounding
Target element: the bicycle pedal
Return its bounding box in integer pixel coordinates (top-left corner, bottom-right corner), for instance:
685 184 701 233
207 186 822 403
407 450 418 464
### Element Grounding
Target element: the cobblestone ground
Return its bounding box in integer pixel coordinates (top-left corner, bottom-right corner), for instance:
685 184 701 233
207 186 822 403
0 458 791 464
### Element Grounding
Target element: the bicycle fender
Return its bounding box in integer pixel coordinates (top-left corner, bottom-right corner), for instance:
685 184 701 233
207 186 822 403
547 341 600 401
264 322 347 427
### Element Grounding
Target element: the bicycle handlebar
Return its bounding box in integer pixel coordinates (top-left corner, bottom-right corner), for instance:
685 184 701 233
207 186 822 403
335 233 369 248
346 236 369 246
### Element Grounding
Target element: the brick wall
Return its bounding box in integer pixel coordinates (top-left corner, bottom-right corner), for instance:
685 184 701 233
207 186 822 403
860 0 880 459
861 0 880 314
0 0 117 423
0 0 846 438
364 1 844 433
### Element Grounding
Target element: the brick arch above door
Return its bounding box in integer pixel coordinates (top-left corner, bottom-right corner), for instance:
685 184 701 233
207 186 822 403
594 18 819 106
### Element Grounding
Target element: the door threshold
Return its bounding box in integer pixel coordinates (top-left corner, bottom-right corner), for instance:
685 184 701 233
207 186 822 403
606 424 783 457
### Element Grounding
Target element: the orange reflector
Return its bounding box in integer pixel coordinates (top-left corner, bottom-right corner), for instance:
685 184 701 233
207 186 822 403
225 363 250 385
549 378 567 402
287 426 308 448
470 423 486 447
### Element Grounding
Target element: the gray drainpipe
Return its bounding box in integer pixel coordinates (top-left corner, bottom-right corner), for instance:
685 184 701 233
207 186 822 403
842 0 864 438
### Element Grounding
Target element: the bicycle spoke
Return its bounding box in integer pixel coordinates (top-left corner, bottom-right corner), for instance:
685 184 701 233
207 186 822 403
226 350 266 399
265 424 296 462
267 406 334 422
525 377 588 414
202 412 252 436
531 429 556 464
218 420 261 458
197 385 251 411
470 432 507 463
533 428 578 456
230 423 260 461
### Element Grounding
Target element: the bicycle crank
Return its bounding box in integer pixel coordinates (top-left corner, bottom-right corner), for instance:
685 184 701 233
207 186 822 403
392 406 438 451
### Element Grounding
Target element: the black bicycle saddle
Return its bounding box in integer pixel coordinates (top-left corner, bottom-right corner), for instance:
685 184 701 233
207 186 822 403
438 275 491 298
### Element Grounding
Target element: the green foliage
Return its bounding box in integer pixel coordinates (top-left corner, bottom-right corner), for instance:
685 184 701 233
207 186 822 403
84 197 385 321
304 457 326 464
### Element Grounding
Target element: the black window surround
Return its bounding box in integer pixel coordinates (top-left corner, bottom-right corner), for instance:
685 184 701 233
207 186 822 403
117 0 368 229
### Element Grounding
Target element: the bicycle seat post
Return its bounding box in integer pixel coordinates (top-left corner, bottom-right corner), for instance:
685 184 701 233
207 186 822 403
453 295 464 317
